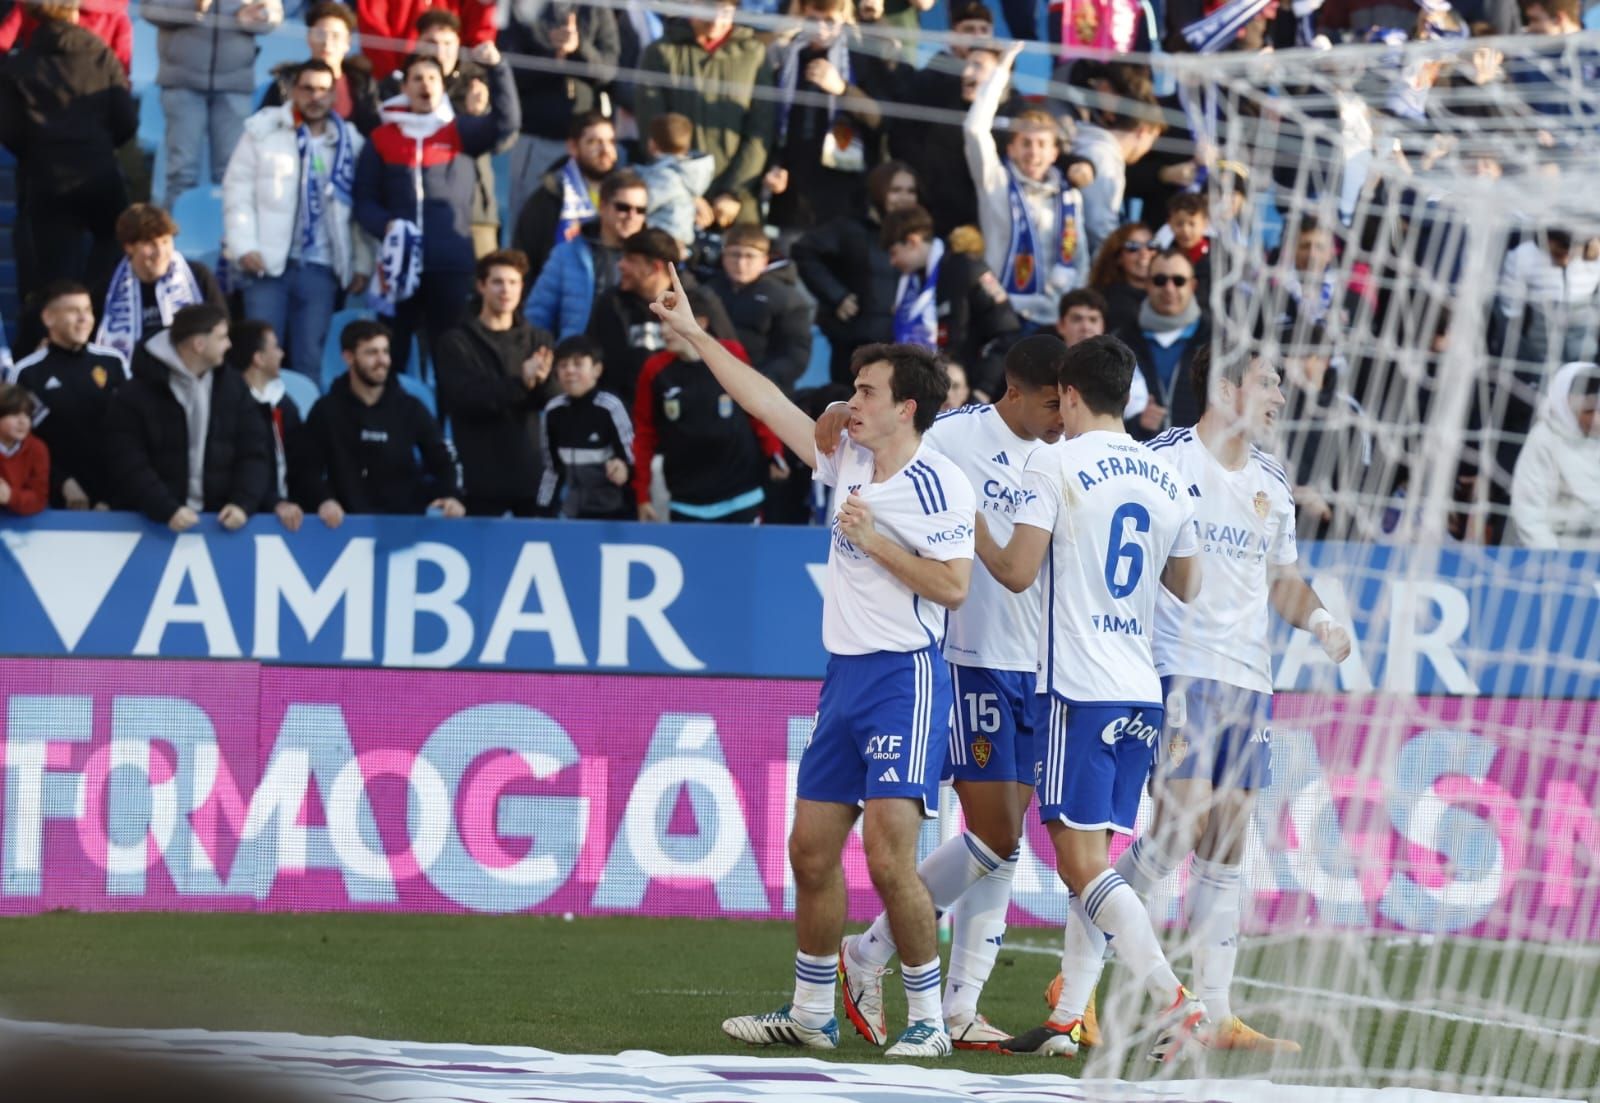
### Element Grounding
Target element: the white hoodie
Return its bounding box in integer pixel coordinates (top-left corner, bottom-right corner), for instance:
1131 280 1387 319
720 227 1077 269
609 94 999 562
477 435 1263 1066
1508 361 1600 548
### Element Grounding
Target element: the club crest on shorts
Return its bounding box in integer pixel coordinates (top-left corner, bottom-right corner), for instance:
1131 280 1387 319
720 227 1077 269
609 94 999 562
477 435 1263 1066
1253 490 1270 518
971 735 992 769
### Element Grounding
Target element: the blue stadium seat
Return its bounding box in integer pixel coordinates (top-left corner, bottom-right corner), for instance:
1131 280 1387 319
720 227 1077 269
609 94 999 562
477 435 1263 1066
395 370 437 419
321 307 376 390
172 186 225 268
795 326 832 391
280 370 322 421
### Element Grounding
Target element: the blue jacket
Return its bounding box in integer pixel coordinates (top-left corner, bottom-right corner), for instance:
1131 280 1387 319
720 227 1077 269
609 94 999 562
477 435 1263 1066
353 62 519 274
525 232 605 339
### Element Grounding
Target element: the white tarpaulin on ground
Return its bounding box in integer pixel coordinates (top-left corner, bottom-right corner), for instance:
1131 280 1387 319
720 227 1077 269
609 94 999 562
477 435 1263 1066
0 1020 1573 1103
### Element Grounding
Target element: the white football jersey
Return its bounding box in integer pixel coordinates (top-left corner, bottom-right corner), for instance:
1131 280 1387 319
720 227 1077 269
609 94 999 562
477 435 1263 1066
1014 429 1198 705
924 404 1046 672
1147 428 1298 693
815 432 978 656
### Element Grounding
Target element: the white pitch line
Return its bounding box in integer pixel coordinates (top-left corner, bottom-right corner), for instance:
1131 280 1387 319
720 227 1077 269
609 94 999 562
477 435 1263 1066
1004 941 1600 1048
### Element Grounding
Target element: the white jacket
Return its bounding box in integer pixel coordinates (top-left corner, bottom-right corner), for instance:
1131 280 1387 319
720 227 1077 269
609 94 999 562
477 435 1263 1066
222 103 373 286
1508 361 1600 548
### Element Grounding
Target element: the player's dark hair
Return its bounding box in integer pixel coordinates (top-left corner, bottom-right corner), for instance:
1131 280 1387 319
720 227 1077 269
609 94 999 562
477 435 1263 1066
555 334 603 365
341 318 392 353
852 343 949 434
1166 192 1208 220
1190 341 1249 413
1057 287 1108 320
599 168 647 204
169 304 229 348
225 319 275 372
1060 335 1135 417
1004 333 1068 392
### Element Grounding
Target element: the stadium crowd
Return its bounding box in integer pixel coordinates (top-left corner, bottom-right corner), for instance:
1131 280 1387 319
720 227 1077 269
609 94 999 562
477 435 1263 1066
0 0 1597 545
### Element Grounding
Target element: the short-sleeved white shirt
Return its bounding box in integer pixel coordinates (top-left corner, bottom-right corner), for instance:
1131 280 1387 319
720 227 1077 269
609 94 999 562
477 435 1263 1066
924 405 1046 672
1147 428 1298 693
1014 429 1198 705
815 432 978 656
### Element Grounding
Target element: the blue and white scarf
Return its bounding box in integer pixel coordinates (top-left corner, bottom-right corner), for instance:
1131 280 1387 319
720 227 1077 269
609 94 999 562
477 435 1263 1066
96 253 203 364
374 219 423 315
893 238 945 349
1001 167 1078 296
297 113 357 256
556 158 597 245
776 29 852 148
1180 0 1272 53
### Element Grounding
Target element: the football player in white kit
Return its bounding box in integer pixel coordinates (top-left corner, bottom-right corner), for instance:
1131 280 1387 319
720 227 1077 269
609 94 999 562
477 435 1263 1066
975 335 1208 1061
649 266 978 1059
1046 344 1353 1053
812 335 1069 1051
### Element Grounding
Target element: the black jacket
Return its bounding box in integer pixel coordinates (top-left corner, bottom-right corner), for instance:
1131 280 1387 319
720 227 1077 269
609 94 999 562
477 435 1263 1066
500 6 620 141
0 19 136 196
300 374 459 514
13 340 129 506
105 342 271 522
704 270 813 392
434 315 557 505
249 380 306 511
537 387 634 518
792 211 897 371
583 282 735 406
765 38 882 232
1115 313 1212 440
934 251 1022 399
511 156 593 280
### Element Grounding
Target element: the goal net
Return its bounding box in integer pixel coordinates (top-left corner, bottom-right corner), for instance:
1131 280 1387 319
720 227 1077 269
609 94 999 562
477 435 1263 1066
1060 33 1600 1096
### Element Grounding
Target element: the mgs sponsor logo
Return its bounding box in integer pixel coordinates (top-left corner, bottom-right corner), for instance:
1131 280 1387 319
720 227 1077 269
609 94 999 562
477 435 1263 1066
926 524 974 546
1100 711 1161 747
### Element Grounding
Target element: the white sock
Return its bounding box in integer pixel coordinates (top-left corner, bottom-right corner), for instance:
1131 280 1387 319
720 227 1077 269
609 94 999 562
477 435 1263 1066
792 951 838 1028
943 848 1018 1023
1187 857 1242 1022
1052 891 1108 1025
853 831 1003 971
901 957 943 1025
1081 868 1181 1008
1116 835 1182 897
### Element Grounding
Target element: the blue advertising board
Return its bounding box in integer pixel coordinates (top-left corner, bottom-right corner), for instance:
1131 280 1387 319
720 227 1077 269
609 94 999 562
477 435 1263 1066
0 513 1596 695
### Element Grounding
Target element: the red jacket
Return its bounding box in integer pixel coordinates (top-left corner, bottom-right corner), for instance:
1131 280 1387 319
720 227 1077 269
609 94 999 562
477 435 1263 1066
356 0 496 82
0 435 51 516
0 0 132 71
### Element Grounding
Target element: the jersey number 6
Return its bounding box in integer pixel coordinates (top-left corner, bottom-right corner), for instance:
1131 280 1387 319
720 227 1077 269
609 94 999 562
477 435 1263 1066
1104 502 1151 599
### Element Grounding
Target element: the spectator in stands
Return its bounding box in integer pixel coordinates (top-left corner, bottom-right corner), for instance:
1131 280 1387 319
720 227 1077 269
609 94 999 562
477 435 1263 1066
225 60 373 381
525 169 649 340
762 0 883 234
637 113 716 253
586 228 691 404
10 281 128 510
1280 330 1375 541
1117 247 1209 439
0 0 136 333
225 319 306 531
965 43 1090 331
354 42 518 376
436 249 558 517
1088 221 1153 333
1055 286 1106 347
1508 361 1600 547
501 0 620 222
95 204 226 366
356 0 495 84
1163 192 1211 283
300 319 464 521
704 224 813 392
262 2 382 135
792 159 918 382
1273 216 1349 329
143 0 282 206
1494 228 1600 369
1521 0 1580 34
511 111 619 280
0 383 49 516
633 287 786 523
943 361 971 409
106 303 270 531
537 335 635 518
881 204 1020 400
0 0 131 72
1071 90 1164 261
636 2 775 217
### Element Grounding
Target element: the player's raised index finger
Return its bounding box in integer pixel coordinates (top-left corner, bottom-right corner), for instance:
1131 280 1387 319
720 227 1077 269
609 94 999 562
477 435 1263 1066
669 263 688 296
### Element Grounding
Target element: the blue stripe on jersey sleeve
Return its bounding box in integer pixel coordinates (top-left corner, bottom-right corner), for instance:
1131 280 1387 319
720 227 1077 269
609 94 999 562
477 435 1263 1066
914 461 948 511
933 403 992 422
904 466 934 514
1252 448 1293 492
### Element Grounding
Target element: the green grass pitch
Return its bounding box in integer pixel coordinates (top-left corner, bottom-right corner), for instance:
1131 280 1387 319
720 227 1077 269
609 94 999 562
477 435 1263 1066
0 913 1594 1097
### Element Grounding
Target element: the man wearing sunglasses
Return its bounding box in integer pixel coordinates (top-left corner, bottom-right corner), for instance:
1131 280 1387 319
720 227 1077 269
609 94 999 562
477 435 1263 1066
1115 248 1209 441
525 168 651 340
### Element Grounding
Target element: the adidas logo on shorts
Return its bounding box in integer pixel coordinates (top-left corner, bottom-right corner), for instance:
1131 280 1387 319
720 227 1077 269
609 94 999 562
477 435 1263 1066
878 767 901 783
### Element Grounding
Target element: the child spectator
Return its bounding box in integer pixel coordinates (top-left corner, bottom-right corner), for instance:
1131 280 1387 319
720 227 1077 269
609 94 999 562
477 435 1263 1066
0 384 50 516
636 113 715 252
1162 192 1212 297
537 336 635 519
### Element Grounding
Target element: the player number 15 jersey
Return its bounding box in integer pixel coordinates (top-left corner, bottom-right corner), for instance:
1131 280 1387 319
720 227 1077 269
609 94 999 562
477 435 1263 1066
1014 430 1198 706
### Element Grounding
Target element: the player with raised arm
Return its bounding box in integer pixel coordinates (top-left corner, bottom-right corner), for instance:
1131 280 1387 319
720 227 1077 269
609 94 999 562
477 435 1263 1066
1044 344 1354 1054
975 334 1206 1062
649 265 977 1059
813 335 1067 1051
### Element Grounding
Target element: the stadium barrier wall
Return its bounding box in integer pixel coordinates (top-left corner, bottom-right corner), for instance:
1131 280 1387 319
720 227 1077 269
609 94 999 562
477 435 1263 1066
1 658 1596 939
